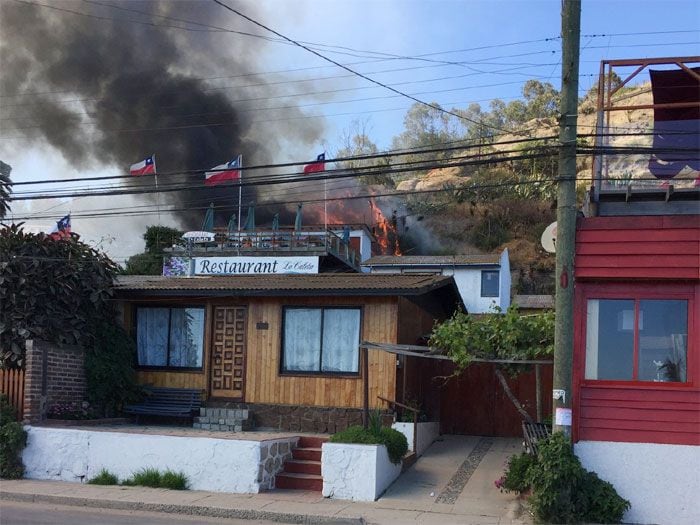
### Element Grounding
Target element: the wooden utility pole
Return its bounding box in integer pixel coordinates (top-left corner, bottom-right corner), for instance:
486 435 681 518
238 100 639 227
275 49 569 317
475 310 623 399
552 0 581 438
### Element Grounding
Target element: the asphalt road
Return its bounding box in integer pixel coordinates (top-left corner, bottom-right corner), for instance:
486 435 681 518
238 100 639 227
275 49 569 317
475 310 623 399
0 501 277 525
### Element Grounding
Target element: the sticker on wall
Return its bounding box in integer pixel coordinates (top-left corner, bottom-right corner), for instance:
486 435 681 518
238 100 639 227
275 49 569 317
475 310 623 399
555 407 572 426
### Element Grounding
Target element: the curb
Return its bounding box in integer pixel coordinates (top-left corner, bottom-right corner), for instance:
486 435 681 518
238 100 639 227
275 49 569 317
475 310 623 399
0 491 365 525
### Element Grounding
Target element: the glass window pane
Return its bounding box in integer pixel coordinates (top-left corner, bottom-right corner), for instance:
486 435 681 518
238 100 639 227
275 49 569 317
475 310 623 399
638 300 687 382
322 309 361 373
585 299 635 380
481 271 499 297
169 308 204 368
283 309 322 372
136 308 169 366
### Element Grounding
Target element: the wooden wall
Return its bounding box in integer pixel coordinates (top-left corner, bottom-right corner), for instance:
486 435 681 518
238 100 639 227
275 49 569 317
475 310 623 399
125 296 398 409
244 296 397 409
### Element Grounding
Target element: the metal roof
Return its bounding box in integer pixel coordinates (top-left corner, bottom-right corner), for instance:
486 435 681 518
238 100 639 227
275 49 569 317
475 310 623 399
362 254 501 267
115 273 456 297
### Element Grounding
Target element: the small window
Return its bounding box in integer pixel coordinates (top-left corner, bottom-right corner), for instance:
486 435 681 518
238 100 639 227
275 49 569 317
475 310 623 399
481 270 500 297
136 307 205 369
585 299 688 382
282 307 361 374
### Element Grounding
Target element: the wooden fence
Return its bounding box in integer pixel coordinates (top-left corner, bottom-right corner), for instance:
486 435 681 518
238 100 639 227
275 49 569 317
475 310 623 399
1 368 25 420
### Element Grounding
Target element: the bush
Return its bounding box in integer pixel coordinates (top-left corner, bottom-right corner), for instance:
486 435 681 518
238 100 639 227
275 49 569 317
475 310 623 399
0 394 26 479
497 452 536 494
88 469 119 485
122 468 188 490
526 433 630 524
330 425 408 464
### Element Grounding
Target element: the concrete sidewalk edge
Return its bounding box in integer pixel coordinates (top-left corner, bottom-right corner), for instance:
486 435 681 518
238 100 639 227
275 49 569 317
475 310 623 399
0 490 365 525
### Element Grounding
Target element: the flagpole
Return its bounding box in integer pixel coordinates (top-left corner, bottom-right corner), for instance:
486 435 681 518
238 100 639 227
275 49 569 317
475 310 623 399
323 151 328 234
153 154 161 223
237 154 243 255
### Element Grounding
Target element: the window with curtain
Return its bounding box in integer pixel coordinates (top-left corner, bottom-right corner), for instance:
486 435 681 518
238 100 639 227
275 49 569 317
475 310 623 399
136 307 205 369
585 298 688 382
282 307 361 374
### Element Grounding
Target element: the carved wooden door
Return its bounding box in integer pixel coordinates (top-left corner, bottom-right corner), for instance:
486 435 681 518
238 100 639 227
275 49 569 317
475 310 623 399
210 306 247 399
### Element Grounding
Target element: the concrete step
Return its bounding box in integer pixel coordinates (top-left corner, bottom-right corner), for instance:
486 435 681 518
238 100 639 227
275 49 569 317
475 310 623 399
292 447 321 462
275 472 323 491
283 459 321 475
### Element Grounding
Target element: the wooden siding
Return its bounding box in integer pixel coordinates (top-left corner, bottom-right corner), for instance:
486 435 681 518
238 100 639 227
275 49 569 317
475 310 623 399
244 296 397 409
575 215 700 280
573 281 700 446
136 370 207 391
577 385 700 445
0 368 25 420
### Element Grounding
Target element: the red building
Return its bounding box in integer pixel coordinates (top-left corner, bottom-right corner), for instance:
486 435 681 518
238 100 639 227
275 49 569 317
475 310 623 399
572 58 699 525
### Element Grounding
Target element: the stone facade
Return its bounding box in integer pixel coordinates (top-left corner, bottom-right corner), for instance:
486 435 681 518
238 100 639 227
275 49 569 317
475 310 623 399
193 407 252 432
23 339 86 424
247 403 392 433
257 438 297 490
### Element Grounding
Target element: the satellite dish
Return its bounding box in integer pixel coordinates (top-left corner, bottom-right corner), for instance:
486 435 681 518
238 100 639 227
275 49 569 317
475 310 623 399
541 222 557 253
182 231 215 243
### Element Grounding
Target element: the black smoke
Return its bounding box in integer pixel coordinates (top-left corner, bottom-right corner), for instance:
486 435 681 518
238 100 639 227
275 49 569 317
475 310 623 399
0 0 325 228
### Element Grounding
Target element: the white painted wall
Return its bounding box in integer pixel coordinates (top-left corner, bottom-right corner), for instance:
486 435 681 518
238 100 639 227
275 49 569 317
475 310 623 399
498 248 511 311
575 440 700 525
22 426 295 494
321 442 402 501
391 422 440 457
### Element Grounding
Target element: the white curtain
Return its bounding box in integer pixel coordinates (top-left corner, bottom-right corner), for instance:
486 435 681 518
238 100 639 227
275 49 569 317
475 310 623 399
136 308 169 366
169 308 204 368
283 309 322 371
322 309 360 372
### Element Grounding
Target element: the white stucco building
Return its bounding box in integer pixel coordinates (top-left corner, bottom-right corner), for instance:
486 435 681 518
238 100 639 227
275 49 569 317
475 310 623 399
362 250 511 314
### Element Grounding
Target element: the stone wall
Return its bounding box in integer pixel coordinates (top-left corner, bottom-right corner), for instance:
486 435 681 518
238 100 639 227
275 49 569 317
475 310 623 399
259 438 297 490
23 339 86 424
246 403 392 433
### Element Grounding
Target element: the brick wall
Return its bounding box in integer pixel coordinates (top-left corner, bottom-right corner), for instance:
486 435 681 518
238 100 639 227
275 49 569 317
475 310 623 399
23 339 86 424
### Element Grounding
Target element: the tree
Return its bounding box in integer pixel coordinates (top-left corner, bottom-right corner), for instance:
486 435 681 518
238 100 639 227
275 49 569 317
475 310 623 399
0 223 118 367
123 225 183 275
334 119 392 186
0 161 12 219
429 306 554 423
521 80 559 120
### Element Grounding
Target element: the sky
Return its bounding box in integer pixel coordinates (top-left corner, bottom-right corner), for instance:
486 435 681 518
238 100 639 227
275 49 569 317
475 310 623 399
1 0 698 261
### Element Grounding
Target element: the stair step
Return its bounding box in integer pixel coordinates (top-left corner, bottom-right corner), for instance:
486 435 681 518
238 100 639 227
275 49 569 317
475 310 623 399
275 472 323 491
283 459 321 475
297 436 329 449
292 447 322 461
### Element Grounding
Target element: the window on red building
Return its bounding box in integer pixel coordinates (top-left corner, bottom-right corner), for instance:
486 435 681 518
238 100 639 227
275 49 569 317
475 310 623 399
585 298 688 382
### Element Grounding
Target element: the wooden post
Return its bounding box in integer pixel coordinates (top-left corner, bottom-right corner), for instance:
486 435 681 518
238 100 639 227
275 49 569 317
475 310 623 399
362 346 369 429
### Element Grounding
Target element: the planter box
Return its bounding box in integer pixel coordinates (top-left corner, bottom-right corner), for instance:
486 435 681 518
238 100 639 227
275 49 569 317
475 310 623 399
391 421 440 457
321 442 402 501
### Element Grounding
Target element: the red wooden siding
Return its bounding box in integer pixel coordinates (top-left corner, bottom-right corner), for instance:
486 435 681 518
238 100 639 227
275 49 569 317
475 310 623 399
575 216 700 280
0 368 25 421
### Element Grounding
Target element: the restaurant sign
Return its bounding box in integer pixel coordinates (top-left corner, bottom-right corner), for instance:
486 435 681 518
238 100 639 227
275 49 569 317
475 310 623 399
163 256 319 276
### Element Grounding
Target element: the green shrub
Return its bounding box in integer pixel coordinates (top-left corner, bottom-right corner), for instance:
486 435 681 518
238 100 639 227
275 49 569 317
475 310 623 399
0 394 26 479
527 433 630 524
160 470 188 490
126 467 162 488
122 468 188 490
330 425 408 465
499 452 536 494
88 469 119 485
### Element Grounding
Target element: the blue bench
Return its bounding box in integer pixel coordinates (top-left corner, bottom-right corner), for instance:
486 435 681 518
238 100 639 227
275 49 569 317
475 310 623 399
124 387 202 419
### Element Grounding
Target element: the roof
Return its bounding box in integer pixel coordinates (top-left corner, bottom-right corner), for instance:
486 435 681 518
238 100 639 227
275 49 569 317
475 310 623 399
362 254 501 267
513 295 554 310
115 273 456 297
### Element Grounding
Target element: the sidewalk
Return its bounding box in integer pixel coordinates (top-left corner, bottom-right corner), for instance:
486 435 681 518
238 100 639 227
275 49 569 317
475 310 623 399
0 436 531 525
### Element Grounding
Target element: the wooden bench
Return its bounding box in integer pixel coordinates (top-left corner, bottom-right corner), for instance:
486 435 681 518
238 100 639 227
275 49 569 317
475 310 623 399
124 387 202 420
522 421 551 456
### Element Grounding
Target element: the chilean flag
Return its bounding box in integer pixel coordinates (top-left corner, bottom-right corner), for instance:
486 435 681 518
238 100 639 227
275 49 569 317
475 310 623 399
49 214 71 240
129 155 156 176
205 156 241 186
303 153 325 174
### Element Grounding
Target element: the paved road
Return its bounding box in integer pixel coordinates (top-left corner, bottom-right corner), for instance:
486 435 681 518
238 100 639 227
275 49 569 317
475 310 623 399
0 501 276 525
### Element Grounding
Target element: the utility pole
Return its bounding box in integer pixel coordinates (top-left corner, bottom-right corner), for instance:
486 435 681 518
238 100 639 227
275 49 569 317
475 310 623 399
552 0 581 438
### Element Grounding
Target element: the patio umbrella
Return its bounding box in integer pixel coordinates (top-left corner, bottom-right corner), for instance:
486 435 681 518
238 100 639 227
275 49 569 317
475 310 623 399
271 213 280 231
202 203 215 232
244 203 256 231
227 214 237 235
294 203 303 232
